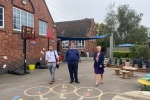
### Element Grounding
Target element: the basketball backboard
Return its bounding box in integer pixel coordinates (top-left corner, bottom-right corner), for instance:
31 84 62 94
21 26 35 39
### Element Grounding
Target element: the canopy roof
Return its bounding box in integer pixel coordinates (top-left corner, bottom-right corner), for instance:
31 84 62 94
118 44 133 47
57 34 109 41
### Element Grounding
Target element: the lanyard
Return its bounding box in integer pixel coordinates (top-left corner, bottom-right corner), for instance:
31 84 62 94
49 51 54 57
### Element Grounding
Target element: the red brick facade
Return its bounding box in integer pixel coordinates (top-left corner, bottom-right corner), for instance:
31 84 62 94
58 19 97 57
85 19 97 56
0 0 56 73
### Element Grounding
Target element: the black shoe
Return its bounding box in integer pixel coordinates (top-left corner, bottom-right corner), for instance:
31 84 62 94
70 81 74 83
75 81 80 84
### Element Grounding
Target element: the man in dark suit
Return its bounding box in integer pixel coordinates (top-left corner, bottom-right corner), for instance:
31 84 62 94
66 41 80 84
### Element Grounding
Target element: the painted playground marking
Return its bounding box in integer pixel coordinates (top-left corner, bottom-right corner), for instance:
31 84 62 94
0 83 122 100
75 87 102 99
0 84 9 87
24 86 51 96
98 92 120 100
51 84 77 94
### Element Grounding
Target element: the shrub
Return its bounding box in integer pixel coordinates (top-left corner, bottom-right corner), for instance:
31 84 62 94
113 51 131 58
129 45 149 60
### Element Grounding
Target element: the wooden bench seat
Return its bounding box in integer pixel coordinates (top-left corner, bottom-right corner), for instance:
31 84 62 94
120 70 130 79
113 68 121 75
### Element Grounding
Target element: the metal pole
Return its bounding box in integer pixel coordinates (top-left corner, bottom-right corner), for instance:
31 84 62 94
110 33 113 58
23 39 30 74
112 33 114 58
23 39 26 73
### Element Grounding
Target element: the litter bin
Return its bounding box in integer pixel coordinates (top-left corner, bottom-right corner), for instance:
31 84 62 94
29 64 35 70
133 58 142 68
146 59 150 68
119 59 122 65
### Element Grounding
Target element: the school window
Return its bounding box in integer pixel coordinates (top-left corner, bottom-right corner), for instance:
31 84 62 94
13 7 34 30
90 35 93 41
39 20 48 35
93 35 95 41
75 40 85 48
62 41 69 48
0 7 4 28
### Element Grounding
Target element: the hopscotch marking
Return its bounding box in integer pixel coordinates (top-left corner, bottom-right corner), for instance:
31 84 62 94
75 87 102 99
51 84 77 94
24 86 51 96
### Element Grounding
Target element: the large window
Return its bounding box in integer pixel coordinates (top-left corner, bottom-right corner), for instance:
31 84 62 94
0 7 4 28
75 40 85 48
62 40 85 48
62 41 69 48
39 20 48 35
13 7 34 30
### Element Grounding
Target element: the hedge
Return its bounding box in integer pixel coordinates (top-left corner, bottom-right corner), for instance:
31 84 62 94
113 51 131 58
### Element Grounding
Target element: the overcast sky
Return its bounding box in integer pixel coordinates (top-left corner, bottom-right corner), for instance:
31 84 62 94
45 0 150 27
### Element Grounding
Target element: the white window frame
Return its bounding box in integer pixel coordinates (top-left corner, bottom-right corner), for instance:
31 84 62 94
39 20 48 35
0 6 4 28
75 40 85 48
93 35 96 42
62 41 70 48
90 35 93 41
62 40 85 49
13 7 34 31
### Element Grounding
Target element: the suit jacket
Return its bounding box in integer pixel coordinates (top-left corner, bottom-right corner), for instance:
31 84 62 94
93 52 105 68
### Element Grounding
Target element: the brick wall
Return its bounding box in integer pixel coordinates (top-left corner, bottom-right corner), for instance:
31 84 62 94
58 19 97 57
85 19 97 56
0 0 56 74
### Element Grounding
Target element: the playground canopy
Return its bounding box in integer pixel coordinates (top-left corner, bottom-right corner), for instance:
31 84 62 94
118 44 133 47
57 34 109 41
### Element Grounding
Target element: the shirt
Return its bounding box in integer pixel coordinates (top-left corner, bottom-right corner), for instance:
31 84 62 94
45 50 59 62
66 48 80 63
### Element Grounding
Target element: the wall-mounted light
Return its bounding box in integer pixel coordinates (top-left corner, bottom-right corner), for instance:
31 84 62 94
3 56 8 60
53 25 56 28
22 0 26 5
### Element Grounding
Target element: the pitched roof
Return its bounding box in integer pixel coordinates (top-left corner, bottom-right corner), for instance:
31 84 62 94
55 19 93 38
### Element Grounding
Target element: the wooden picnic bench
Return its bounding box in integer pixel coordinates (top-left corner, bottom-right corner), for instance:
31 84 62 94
120 70 130 79
123 67 137 77
113 68 120 75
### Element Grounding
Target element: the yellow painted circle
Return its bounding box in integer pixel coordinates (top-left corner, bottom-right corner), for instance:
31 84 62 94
51 84 77 94
24 86 51 96
75 87 102 98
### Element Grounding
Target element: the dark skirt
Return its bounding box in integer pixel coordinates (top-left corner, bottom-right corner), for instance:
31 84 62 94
94 62 104 74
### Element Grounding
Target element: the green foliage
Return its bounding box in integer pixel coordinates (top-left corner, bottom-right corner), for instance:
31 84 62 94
95 23 110 47
99 2 148 46
113 51 131 58
129 45 149 60
116 4 147 44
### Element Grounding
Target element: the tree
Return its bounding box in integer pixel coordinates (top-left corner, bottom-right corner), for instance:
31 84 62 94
105 2 117 33
129 45 149 60
103 2 148 46
126 25 148 44
95 23 110 47
116 4 144 43
104 2 121 47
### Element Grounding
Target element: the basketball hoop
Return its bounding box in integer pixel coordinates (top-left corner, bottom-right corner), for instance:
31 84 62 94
30 38 36 46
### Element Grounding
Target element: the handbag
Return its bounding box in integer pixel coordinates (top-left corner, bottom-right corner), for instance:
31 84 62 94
54 51 59 69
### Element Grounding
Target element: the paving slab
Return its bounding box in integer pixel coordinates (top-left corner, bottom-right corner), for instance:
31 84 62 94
0 58 147 100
